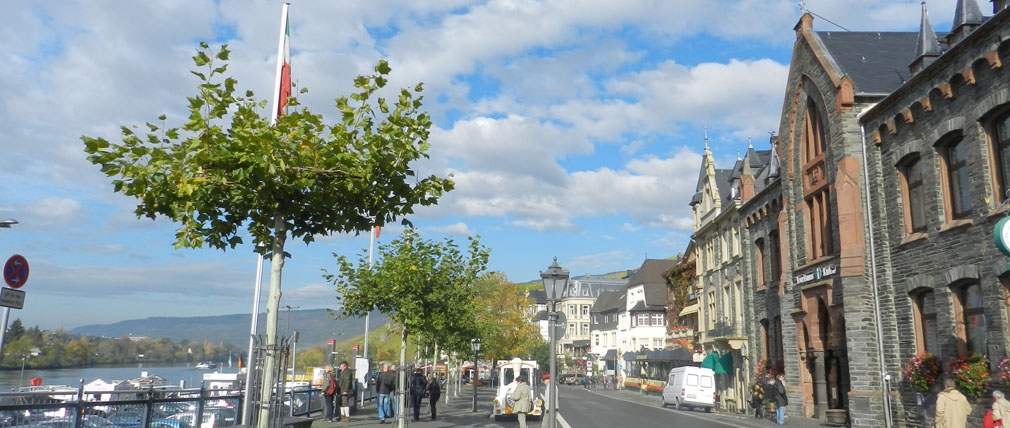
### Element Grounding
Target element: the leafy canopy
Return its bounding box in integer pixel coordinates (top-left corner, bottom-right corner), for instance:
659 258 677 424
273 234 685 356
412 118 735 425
82 43 454 253
328 228 489 352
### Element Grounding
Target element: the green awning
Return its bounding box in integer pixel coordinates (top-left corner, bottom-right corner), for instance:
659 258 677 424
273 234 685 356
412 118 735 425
718 352 734 375
700 352 718 370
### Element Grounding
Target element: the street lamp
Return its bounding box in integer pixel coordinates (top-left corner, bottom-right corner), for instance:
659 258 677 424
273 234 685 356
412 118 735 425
540 257 569 428
470 338 481 412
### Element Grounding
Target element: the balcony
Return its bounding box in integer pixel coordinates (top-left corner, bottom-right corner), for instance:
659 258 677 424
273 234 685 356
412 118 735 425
670 325 695 339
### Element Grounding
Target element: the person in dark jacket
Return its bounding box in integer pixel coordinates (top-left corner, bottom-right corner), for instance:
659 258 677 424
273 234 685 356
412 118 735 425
376 363 394 424
425 374 442 420
409 369 427 421
771 373 788 425
337 360 354 422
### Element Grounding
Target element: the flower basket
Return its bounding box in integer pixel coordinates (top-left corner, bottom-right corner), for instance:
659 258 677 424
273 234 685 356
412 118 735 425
997 356 1010 384
948 354 990 399
903 352 943 393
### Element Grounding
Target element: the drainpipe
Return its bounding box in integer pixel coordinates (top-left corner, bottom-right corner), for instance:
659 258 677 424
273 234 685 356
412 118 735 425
857 104 892 428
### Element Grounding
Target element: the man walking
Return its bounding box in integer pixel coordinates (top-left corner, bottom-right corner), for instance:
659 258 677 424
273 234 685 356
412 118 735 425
935 378 971 428
376 363 393 424
510 375 532 428
772 373 787 425
409 368 427 421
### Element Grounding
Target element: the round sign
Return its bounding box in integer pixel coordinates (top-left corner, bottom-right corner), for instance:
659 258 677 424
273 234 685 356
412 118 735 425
3 255 28 289
996 217 1010 257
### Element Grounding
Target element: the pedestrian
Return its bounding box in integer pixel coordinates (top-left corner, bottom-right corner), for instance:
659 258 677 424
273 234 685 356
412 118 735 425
540 377 558 428
602 375 608 390
934 377 970 428
337 360 353 422
389 364 399 420
771 373 787 425
409 368 427 421
510 374 532 428
322 365 338 422
992 390 1010 427
426 374 441 420
750 380 766 419
376 362 393 424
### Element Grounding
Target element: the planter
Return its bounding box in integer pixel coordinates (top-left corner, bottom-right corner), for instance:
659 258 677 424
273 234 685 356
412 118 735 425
825 409 847 424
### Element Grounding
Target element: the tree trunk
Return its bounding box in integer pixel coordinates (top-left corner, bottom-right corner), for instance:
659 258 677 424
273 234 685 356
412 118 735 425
256 214 287 428
397 328 408 428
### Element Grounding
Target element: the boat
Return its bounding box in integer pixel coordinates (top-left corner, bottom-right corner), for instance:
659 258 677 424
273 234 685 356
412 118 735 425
195 361 217 370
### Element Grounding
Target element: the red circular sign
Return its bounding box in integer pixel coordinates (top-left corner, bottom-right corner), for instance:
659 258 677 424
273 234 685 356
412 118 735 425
4 255 29 289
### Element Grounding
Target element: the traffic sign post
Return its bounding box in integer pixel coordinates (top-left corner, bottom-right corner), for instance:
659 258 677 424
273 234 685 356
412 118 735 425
3 255 28 289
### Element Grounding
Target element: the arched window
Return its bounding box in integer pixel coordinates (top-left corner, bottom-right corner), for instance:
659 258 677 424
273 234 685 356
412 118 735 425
937 132 972 220
910 288 939 356
987 108 1010 202
952 281 987 356
898 154 927 234
802 98 834 259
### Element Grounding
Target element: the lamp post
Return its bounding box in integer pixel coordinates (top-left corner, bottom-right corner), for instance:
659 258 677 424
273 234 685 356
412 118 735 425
540 257 569 428
470 338 481 412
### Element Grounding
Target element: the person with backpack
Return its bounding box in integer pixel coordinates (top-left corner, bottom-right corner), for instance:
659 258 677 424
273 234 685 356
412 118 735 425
322 365 338 422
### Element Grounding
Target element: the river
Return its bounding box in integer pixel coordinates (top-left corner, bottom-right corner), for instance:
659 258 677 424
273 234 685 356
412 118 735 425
0 363 244 392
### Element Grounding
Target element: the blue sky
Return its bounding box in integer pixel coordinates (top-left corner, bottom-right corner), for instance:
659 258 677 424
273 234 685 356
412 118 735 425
0 0 970 330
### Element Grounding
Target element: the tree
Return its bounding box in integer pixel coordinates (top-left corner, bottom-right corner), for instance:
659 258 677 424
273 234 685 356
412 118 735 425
82 43 453 424
6 319 24 344
328 228 488 425
471 273 541 361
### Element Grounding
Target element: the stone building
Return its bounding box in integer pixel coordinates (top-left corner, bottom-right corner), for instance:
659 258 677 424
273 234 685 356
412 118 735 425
857 0 1010 426
736 1 1010 426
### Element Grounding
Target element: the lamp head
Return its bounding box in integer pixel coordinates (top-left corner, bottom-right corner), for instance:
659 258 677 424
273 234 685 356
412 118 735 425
539 257 570 303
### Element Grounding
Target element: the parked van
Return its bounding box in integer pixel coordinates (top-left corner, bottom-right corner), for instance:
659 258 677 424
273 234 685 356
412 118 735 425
661 366 716 412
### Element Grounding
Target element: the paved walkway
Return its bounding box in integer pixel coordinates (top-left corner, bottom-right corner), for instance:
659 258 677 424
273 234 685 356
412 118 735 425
304 386 837 428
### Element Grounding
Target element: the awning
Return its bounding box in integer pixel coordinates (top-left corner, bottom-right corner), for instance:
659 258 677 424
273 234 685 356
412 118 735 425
718 352 734 375
678 303 700 317
603 349 617 361
700 352 718 370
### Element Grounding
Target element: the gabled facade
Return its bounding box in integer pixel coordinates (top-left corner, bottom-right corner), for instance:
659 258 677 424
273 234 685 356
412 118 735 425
557 274 626 363
616 259 676 373
590 290 623 375
690 140 750 410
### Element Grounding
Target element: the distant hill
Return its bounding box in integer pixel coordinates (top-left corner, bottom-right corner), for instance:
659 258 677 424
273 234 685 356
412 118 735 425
70 309 387 349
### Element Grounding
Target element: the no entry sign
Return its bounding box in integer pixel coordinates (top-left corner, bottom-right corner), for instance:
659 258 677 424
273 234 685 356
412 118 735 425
3 255 28 289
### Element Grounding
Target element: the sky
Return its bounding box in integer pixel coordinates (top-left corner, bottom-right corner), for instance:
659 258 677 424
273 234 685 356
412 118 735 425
0 0 972 330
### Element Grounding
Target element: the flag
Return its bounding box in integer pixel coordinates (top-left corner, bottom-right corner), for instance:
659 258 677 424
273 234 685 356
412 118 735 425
374 225 381 239
271 3 291 122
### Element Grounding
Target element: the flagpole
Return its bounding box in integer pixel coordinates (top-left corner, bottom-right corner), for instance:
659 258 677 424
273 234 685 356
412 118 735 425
242 250 264 426
255 4 290 428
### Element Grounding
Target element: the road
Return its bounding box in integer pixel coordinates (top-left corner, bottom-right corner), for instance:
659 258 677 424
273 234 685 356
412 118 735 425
546 386 757 428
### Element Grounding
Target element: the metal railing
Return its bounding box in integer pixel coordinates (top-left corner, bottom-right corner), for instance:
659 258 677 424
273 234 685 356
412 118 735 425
0 383 324 428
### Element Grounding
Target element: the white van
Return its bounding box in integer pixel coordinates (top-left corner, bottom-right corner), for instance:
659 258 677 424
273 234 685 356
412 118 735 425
661 366 716 412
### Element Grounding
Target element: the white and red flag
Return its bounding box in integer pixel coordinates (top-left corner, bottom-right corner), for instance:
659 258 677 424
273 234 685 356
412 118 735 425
271 3 291 123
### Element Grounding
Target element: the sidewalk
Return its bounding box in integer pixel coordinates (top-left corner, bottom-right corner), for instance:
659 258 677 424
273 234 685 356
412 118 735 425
308 387 500 428
586 386 831 428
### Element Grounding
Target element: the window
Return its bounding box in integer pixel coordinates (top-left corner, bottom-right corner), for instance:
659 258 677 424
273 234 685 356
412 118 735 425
954 282 987 356
653 338 663 348
707 291 716 329
911 289 939 356
802 98 834 260
990 111 1010 203
651 313 664 326
769 229 782 283
568 324 576 337
899 156 928 233
582 323 589 335
582 305 590 316
568 305 576 316
760 319 770 359
637 313 649 326
939 135 972 220
755 238 767 286
595 335 600 346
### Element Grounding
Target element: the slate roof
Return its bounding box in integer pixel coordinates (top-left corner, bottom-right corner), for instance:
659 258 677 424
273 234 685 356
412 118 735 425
813 31 945 95
624 259 677 289
590 290 622 313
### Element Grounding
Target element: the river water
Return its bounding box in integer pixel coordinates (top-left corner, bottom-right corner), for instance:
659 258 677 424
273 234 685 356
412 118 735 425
0 363 244 392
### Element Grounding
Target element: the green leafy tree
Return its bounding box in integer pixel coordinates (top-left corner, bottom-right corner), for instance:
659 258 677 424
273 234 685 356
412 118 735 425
329 228 489 417
81 43 453 422
472 273 541 361
6 319 25 344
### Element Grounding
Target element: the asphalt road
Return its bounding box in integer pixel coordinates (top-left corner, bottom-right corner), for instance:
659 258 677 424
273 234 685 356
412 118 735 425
551 386 767 428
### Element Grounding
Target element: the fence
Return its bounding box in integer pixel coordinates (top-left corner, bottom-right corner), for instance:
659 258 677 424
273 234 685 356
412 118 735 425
0 383 324 428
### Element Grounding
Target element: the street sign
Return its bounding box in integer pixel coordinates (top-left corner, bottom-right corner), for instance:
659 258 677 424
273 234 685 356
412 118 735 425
0 287 25 309
553 313 567 338
3 255 28 289
327 339 336 345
